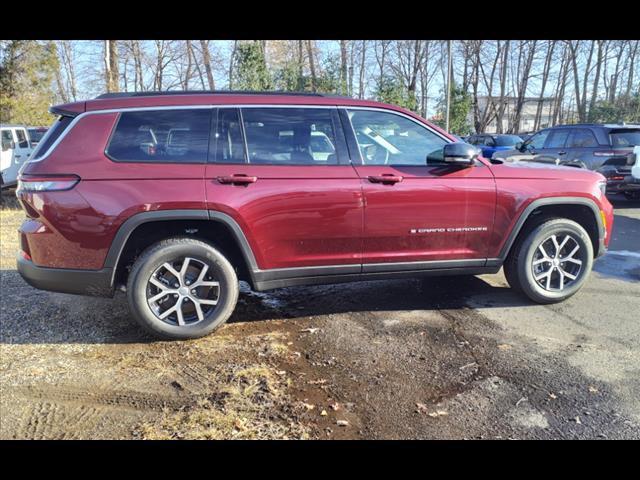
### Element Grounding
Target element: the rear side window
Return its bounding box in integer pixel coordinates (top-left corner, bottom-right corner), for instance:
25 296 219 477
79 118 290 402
545 129 570 148
241 108 338 165
494 135 522 146
610 129 640 147
30 115 74 160
107 109 211 163
15 129 29 148
568 129 598 148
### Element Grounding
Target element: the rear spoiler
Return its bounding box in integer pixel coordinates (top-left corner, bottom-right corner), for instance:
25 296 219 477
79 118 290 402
49 101 86 118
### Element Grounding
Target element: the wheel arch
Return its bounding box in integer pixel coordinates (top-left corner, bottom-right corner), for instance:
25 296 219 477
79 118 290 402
106 209 260 289
491 197 605 265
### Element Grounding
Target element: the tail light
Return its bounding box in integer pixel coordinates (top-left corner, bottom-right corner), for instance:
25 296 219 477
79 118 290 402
17 174 80 192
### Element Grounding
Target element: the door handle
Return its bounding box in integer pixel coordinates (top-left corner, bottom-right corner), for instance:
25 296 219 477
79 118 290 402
368 174 403 184
216 174 258 185
558 151 566 155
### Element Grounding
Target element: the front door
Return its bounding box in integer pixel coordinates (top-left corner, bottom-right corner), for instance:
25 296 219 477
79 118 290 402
341 108 496 271
204 107 363 271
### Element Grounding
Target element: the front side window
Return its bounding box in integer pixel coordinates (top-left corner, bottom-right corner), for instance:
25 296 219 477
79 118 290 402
524 130 549 150
241 108 338 165
1 129 14 150
348 109 446 165
545 129 570 149
107 109 211 163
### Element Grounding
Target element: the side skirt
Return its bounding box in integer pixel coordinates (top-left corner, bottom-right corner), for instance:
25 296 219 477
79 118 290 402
253 265 501 291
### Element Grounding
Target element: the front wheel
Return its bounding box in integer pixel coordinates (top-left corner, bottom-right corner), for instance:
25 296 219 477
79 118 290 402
127 238 239 340
503 218 593 304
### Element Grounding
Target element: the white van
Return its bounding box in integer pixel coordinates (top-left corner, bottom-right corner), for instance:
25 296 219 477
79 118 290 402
1 125 33 188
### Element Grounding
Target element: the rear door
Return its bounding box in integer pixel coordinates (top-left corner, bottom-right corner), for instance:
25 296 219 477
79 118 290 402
342 107 496 269
204 106 363 271
565 128 599 168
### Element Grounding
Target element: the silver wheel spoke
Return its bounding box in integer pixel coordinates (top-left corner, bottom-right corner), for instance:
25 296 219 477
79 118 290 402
567 244 580 259
192 299 204 321
149 276 169 291
557 235 570 252
551 235 560 252
564 257 582 265
535 269 552 281
175 299 185 326
198 298 218 306
558 270 565 290
196 281 219 288
179 257 192 281
561 268 577 280
158 304 178 320
148 291 169 303
533 258 548 266
196 264 209 283
163 262 181 282
538 244 550 258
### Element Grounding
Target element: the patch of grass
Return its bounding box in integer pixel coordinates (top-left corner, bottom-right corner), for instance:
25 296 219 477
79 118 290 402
135 364 309 440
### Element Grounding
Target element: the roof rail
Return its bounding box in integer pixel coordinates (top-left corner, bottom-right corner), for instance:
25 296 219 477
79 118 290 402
94 90 348 100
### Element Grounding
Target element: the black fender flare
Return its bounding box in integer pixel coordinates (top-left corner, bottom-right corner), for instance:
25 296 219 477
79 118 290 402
487 196 606 266
104 209 260 288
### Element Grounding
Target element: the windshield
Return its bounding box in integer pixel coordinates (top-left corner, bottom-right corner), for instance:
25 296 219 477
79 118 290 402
494 135 523 146
610 129 640 147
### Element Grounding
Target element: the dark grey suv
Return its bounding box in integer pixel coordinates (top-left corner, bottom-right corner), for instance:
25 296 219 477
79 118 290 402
492 124 640 198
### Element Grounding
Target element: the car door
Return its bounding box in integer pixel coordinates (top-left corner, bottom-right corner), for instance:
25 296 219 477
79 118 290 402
481 135 497 159
507 129 551 162
341 107 496 270
204 106 363 272
539 128 571 163
564 128 599 168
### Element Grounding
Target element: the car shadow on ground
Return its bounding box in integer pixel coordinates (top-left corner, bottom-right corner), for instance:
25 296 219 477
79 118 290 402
1 270 531 345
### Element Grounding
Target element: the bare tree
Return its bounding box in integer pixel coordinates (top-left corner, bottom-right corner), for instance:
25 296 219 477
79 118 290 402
199 40 215 89
104 40 119 92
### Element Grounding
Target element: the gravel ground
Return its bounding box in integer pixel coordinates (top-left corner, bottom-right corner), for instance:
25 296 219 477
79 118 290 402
1 190 639 439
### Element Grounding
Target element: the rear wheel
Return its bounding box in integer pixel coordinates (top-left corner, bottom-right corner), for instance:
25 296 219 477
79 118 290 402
503 218 593 304
127 238 239 340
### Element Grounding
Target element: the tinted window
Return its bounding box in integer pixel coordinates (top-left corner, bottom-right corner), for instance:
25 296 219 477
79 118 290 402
30 116 74 160
494 135 522 146
525 130 549 150
545 129 570 148
1 129 14 149
242 108 337 165
568 129 598 148
348 109 446 165
15 129 29 148
107 109 210 163
610 129 640 147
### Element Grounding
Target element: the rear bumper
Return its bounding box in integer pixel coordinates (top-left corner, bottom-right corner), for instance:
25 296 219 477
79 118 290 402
17 254 114 297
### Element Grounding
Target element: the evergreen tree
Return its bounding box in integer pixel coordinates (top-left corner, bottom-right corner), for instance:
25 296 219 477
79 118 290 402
231 41 272 91
0 40 58 124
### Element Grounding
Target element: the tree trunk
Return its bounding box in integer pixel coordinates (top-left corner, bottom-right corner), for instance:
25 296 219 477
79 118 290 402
340 40 348 95
200 40 215 89
307 40 317 92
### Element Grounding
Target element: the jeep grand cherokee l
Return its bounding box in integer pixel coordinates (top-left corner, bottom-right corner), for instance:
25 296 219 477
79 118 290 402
16 91 614 340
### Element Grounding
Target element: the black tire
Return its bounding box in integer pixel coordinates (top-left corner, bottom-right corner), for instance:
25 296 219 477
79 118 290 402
503 218 593 304
127 237 239 340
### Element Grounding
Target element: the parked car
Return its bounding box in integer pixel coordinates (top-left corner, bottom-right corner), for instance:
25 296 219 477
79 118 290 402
492 124 640 196
16 91 613 339
27 126 49 148
624 146 640 199
466 133 523 159
1 124 34 188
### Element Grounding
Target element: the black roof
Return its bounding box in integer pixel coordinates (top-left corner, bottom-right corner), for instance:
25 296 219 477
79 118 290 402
95 90 347 100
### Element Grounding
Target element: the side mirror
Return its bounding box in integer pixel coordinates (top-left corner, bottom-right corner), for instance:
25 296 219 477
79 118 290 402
442 143 479 166
2 139 15 151
515 142 524 151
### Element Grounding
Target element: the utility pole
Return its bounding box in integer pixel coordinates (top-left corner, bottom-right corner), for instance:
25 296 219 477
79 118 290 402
445 40 453 132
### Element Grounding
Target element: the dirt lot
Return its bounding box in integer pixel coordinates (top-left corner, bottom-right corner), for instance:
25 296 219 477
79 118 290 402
1 191 639 439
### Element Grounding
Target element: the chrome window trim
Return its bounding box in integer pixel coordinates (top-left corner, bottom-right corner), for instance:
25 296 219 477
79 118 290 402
29 103 451 163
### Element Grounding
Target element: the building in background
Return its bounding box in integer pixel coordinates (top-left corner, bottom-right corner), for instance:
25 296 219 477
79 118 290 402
469 96 556 134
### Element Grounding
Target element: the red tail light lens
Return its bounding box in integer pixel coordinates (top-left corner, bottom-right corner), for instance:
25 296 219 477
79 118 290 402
17 175 80 192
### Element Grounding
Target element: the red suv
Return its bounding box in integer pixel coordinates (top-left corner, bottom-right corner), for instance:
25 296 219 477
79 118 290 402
16 92 614 339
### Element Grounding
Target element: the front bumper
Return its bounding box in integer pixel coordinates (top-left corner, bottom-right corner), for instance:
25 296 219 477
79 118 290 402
17 254 114 297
